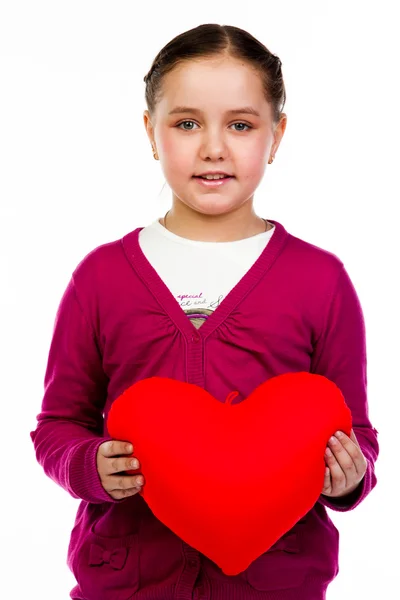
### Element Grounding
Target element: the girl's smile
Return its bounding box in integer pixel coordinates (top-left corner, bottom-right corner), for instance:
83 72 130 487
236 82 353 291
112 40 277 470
192 175 235 188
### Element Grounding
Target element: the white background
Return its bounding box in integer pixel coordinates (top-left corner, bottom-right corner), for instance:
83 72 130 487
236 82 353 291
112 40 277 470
1 1 399 598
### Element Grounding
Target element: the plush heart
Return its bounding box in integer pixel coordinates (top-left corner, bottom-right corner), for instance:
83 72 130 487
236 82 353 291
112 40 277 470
107 371 352 575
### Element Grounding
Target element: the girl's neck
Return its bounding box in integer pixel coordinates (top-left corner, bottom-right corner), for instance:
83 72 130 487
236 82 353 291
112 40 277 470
160 208 271 243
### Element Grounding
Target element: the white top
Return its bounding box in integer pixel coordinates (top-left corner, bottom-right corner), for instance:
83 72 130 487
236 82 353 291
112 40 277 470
138 218 275 329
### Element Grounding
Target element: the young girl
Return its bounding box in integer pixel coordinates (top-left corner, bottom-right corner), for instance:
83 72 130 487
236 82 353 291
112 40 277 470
30 23 379 600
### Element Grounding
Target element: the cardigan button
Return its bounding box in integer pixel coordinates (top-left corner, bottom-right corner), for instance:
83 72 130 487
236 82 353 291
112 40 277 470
191 334 200 343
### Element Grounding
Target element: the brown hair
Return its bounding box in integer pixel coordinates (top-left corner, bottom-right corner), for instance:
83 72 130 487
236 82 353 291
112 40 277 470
143 23 286 127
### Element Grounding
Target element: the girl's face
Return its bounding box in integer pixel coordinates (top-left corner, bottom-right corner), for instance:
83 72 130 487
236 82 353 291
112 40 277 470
144 56 286 221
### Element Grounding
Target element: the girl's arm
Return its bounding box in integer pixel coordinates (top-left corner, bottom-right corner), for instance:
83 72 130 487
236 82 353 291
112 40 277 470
30 276 121 504
311 264 379 512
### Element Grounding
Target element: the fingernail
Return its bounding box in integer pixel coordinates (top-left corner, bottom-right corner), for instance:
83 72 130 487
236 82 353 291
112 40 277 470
136 476 144 486
330 436 337 444
126 444 133 453
336 431 343 437
325 448 332 457
131 459 139 469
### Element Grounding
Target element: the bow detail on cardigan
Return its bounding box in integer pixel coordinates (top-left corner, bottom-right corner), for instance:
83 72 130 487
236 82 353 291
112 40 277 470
89 543 128 569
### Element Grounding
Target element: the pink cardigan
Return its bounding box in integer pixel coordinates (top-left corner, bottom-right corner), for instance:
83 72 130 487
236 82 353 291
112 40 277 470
30 219 379 599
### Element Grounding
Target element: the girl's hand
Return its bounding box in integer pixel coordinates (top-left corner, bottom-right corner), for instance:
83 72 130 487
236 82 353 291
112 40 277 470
97 440 144 500
322 429 367 498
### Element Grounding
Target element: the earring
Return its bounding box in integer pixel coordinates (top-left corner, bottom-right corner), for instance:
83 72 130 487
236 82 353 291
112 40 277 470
268 156 275 164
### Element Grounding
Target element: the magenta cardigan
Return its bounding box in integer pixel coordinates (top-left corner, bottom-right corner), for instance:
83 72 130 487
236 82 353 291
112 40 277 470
30 219 379 599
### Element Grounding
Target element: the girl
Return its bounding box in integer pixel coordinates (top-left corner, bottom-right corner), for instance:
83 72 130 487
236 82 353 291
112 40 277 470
30 23 379 600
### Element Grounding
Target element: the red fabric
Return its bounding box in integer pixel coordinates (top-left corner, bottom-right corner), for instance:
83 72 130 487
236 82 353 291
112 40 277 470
107 371 352 575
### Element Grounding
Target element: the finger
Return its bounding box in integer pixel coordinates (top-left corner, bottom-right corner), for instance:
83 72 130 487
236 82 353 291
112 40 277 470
99 440 133 458
328 436 357 475
324 447 346 491
334 431 367 476
104 455 140 476
350 429 361 447
339 429 361 452
108 473 144 491
109 487 142 500
322 466 332 494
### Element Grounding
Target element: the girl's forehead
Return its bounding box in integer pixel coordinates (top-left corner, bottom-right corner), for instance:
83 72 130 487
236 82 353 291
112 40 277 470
170 57 259 78
160 61 266 110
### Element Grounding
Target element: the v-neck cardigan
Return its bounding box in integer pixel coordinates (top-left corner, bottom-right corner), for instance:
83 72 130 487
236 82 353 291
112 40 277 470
30 219 379 600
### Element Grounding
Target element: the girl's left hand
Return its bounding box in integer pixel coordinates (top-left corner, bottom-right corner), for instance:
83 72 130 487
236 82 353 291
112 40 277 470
322 429 368 498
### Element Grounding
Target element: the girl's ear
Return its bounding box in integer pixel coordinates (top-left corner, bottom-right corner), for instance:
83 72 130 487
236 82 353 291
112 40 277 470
143 110 154 135
271 113 288 155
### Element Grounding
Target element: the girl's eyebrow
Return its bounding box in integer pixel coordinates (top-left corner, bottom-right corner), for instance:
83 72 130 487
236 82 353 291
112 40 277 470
168 106 261 117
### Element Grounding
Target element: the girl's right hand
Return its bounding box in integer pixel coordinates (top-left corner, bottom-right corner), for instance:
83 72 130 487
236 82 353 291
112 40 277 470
96 440 144 500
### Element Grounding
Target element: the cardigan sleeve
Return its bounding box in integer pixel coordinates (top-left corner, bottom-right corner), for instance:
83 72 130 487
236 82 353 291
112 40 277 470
311 264 379 512
30 275 124 504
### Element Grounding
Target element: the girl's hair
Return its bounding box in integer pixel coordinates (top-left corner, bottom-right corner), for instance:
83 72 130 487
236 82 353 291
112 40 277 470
143 23 286 127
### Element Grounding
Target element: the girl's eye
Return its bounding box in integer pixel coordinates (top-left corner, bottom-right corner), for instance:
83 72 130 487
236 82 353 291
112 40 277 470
176 121 252 132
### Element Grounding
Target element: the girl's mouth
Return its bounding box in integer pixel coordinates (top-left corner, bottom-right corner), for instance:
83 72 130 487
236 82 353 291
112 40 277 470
193 176 234 187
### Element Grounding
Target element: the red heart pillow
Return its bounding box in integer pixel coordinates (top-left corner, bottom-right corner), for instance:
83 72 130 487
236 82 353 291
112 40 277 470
107 372 352 575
